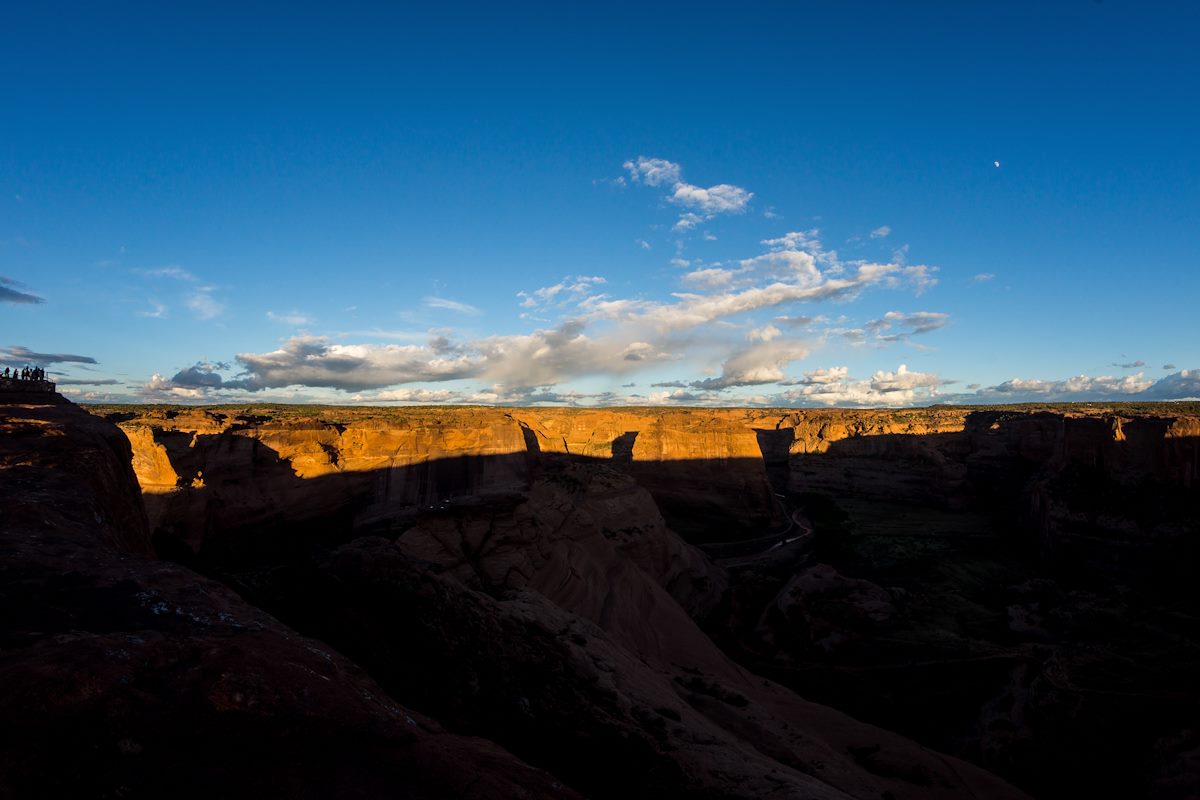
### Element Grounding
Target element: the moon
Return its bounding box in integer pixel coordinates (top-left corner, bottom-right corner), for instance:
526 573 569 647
994 160 1001 168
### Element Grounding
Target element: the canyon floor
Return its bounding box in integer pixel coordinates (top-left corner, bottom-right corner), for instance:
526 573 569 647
3 396 1198 798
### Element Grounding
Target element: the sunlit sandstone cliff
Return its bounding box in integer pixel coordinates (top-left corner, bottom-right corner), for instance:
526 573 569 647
73 401 1200 797
112 404 1199 583
0 396 1037 799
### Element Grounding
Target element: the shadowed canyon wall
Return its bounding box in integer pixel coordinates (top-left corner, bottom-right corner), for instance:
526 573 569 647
94 403 1200 798
7 399 1196 797
113 405 1199 589
4 396 1042 800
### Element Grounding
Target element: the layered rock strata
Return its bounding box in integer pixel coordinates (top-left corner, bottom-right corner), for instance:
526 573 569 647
0 398 578 799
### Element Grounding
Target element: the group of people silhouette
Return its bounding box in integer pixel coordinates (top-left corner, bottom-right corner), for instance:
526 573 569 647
3 366 47 381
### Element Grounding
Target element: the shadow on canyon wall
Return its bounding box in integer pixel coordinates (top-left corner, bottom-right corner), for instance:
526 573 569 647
129 411 1200 799
742 412 1200 799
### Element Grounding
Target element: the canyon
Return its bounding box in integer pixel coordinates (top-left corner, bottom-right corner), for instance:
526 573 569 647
3 396 1198 797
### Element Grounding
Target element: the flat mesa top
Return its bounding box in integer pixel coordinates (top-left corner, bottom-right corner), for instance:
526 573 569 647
76 401 1200 426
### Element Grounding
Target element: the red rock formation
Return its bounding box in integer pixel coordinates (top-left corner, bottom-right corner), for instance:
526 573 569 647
89 403 1032 799
0 398 576 799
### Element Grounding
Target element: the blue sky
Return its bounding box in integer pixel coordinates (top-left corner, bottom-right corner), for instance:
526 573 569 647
2 1 1198 406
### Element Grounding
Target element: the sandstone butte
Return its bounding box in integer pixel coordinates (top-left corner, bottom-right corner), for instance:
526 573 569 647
4 393 1199 798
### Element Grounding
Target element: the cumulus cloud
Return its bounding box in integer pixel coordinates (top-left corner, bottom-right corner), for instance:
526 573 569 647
780 364 947 406
138 372 212 401
937 369 1199 404
191 224 942 399
1112 360 1145 369
625 156 753 231
970 373 1154 402
673 212 706 231
689 339 810 390
646 388 728 405
0 346 97 366
623 156 682 187
135 161 965 405
782 366 849 386
168 360 231 389
747 324 782 342
870 226 891 239
348 387 469 404
1164 363 1177 370
972 273 995 283
220 317 681 394
232 335 480 392
0 276 44 304
1142 369 1200 400
669 182 753 214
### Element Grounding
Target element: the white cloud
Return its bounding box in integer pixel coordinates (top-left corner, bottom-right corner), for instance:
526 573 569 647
786 366 849 386
227 320 679 394
870 225 891 239
780 364 947 406
681 267 739 290
1143 368 1200 399
626 155 753 232
138 372 211 401
673 212 707 231
234 335 480 391
623 156 682 187
581 259 927 331
968 372 1154 402
747 324 782 342
669 182 752 214
348 387 468 404
517 275 606 313
972 273 995 282
690 339 810 390
928 369 1200 404
866 310 950 343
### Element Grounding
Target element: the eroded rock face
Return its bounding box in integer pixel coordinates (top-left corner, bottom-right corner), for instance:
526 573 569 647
75 404 1038 799
0 398 576 800
83 402 1200 798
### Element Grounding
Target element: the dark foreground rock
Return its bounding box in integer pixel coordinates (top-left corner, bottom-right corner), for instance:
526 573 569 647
0 397 1032 798
0 398 573 800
